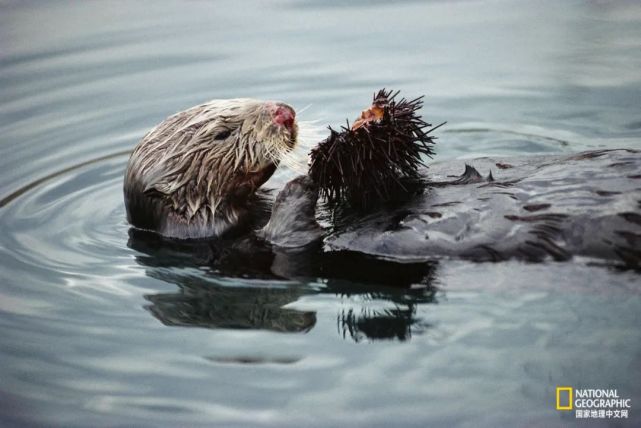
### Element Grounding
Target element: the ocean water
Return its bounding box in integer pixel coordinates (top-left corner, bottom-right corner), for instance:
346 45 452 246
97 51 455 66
1 1 640 426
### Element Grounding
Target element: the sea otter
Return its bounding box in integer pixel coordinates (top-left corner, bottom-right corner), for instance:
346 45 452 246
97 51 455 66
124 98 297 239
124 97 640 269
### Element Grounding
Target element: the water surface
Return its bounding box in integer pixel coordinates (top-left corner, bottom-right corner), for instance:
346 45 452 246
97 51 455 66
1 1 640 426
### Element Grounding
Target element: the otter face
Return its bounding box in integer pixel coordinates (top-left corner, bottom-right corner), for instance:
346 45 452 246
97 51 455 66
232 100 298 172
124 98 299 238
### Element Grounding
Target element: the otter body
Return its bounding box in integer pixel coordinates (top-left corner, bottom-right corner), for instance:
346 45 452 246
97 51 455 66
322 149 641 267
124 98 297 239
258 175 322 248
261 149 641 268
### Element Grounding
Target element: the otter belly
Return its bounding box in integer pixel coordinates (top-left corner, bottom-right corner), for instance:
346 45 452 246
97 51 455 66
321 149 641 268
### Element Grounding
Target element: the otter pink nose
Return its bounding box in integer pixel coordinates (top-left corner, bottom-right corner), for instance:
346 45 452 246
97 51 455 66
271 104 295 131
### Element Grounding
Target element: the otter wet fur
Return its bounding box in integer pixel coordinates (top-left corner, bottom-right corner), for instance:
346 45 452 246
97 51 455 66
308 89 443 210
124 98 297 239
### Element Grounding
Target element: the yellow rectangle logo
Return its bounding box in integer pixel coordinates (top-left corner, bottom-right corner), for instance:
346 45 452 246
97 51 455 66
556 386 573 410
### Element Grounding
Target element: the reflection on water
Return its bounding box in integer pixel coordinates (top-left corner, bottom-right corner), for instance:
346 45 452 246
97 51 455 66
129 229 437 341
337 303 431 343
146 281 318 333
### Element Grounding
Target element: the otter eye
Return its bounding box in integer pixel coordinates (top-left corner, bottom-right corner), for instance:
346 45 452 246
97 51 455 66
214 129 231 140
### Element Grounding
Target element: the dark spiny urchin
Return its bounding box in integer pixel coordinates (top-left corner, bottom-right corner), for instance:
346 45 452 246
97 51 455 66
308 89 444 210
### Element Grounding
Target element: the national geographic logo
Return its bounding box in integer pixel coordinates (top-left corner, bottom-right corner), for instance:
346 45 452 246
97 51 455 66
556 387 573 410
556 386 631 420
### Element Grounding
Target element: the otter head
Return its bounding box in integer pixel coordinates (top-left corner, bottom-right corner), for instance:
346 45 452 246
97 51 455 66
124 98 298 239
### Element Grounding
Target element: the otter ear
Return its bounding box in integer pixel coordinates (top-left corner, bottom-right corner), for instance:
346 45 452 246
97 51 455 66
141 162 184 195
144 181 173 195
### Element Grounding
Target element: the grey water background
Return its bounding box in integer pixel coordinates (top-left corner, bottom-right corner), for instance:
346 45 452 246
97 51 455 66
1 1 640 427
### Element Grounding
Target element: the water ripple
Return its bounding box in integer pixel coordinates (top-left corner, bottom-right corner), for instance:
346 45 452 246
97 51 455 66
1 0 641 426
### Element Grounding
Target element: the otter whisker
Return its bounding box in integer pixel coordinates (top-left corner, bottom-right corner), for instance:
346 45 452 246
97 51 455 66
295 103 313 115
278 149 308 173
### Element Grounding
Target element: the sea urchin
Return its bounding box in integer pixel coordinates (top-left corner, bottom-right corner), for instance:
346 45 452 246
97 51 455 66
308 89 443 210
